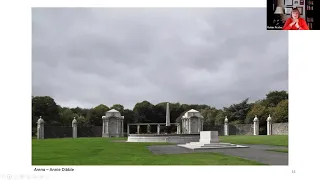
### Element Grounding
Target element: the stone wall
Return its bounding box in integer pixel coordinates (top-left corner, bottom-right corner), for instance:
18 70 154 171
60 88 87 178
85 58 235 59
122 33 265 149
43 126 102 138
205 123 288 136
204 124 253 135
272 123 288 135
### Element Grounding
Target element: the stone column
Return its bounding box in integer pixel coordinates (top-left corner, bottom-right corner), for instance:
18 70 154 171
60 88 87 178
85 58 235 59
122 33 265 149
157 124 160 134
121 120 124 136
72 117 77 138
253 115 259 135
201 119 204 131
188 119 191 134
106 119 109 135
224 116 229 136
176 124 180 134
137 125 140 134
147 124 151 134
102 116 105 134
116 119 119 135
127 124 130 135
267 115 272 135
37 116 44 139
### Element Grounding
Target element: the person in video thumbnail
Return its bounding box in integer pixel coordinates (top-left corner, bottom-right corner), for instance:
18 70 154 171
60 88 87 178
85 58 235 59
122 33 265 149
282 8 309 30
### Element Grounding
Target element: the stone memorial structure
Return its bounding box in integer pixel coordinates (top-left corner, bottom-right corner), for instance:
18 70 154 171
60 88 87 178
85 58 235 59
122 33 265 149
36 116 44 139
166 103 170 126
224 116 229 136
127 103 200 143
177 131 248 149
266 115 272 135
181 109 204 134
72 117 77 138
253 115 259 136
102 109 124 137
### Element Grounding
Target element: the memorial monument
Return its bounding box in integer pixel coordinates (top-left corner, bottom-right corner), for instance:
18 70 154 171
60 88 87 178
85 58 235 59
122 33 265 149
102 109 124 137
127 103 201 143
177 131 248 149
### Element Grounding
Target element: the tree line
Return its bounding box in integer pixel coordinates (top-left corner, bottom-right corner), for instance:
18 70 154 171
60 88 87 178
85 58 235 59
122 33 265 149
32 90 288 131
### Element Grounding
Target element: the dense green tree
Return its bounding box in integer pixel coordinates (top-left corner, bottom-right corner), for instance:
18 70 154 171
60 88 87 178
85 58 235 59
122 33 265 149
87 104 109 126
223 98 252 124
32 96 60 126
200 108 218 125
110 104 124 113
264 91 288 107
214 109 226 125
272 99 288 123
59 107 76 126
31 90 288 129
133 101 154 123
245 102 270 124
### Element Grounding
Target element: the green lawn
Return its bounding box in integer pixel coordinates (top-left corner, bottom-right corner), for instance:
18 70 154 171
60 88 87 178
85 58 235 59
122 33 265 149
219 135 288 147
32 135 287 165
32 137 264 165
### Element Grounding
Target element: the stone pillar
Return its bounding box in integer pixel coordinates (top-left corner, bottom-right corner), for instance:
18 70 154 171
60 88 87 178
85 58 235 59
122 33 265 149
267 115 272 135
106 120 109 134
201 119 204 131
186 119 188 134
253 115 259 135
147 124 151 134
72 117 77 138
188 119 191 134
37 116 44 139
127 124 130 135
137 125 140 134
116 119 119 135
224 116 229 136
102 116 105 134
121 120 124 136
157 124 160 134
177 124 181 134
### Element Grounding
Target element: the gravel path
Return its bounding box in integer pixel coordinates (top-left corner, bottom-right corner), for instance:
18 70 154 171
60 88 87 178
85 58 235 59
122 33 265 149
147 144 288 165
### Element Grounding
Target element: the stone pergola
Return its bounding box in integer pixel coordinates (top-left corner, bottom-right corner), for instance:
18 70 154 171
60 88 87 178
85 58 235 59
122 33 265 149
102 109 124 137
181 109 204 134
127 123 181 135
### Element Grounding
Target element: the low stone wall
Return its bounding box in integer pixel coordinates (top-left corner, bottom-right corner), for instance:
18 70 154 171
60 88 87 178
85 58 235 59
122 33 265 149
230 124 254 135
204 124 253 135
127 134 200 143
272 123 288 135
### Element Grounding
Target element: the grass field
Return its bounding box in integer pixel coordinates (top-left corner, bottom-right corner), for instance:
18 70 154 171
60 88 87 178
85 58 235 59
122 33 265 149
32 135 287 165
219 135 288 147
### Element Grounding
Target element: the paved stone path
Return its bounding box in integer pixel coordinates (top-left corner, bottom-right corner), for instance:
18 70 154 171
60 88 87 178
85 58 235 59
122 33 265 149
147 144 288 165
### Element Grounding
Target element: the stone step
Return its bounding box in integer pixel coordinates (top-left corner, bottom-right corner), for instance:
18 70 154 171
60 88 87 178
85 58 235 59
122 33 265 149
188 142 235 146
177 142 248 150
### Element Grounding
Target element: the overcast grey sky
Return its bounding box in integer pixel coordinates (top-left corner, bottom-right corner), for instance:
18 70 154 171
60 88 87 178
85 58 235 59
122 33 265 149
32 8 288 110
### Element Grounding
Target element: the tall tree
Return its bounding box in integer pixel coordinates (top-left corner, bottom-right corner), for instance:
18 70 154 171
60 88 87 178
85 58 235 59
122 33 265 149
224 98 252 124
87 104 109 126
272 99 288 123
32 96 60 126
133 101 154 123
245 101 270 124
110 104 124 113
264 91 288 107
200 108 218 125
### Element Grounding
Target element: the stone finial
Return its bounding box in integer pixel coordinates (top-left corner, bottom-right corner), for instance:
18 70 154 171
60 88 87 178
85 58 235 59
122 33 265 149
102 116 106 120
72 117 77 124
267 114 272 122
37 116 44 124
224 116 228 123
253 115 259 122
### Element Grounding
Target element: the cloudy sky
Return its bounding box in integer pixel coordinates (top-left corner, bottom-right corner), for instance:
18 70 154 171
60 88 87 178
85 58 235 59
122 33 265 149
32 8 288 110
